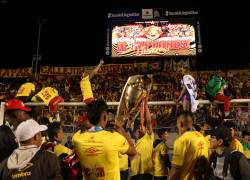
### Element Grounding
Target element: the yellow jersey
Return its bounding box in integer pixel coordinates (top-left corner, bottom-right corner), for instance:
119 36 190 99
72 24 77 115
172 131 209 180
119 154 128 171
130 133 154 176
16 83 35 97
53 144 72 157
34 87 58 105
230 138 244 153
80 75 94 102
244 150 250 159
72 130 129 180
153 141 168 177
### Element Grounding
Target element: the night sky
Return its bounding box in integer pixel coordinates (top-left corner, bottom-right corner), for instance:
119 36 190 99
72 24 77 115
0 0 249 69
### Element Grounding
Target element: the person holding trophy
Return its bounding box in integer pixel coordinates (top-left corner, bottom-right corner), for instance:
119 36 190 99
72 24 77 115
116 74 154 180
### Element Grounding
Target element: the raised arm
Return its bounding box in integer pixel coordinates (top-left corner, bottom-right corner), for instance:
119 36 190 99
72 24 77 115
145 98 153 135
113 120 136 156
83 59 104 79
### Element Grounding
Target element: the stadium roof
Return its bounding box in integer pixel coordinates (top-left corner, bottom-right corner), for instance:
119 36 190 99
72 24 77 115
0 0 249 69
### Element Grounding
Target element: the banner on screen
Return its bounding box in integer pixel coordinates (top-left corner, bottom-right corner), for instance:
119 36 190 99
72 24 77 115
112 21 196 57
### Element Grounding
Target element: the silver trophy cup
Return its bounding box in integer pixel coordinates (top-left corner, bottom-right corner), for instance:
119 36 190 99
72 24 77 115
116 75 153 124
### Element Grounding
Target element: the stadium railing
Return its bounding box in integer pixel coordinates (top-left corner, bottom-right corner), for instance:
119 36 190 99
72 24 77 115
1 99 250 125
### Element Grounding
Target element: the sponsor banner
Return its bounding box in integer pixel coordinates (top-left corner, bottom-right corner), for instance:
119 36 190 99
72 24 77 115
0 68 32 78
165 10 199 17
40 63 148 75
142 9 153 19
40 66 85 76
107 9 140 19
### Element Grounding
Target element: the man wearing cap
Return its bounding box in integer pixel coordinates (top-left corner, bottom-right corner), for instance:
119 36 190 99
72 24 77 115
209 126 250 180
0 119 63 180
5 99 31 130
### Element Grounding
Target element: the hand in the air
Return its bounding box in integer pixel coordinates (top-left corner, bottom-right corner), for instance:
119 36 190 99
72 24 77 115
99 59 104 65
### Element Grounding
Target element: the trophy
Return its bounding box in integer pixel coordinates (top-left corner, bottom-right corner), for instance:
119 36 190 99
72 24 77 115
116 75 153 126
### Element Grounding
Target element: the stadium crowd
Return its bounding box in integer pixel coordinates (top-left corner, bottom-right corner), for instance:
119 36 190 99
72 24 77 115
0 66 250 180
1 69 249 102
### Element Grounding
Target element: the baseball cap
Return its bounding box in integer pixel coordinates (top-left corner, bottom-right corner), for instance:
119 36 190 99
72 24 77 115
211 126 232 146
5 99 31 112
15 119 47 142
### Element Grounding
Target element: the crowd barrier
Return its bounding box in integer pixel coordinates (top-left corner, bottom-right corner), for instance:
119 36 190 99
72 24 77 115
1 99 250 126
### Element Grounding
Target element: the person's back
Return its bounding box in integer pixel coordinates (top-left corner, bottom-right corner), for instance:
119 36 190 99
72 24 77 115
72 99 136 180
0 149 62 180
0 119 63 180
16 82 35 99
0 125 17 163
206 75 225 98
153 141 169 179
172 131 208 180
73 130 129 180
32 87 58 105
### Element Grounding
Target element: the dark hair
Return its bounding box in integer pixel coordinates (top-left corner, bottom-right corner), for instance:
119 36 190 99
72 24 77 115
193 124 201 132
193 156 211 180
223 121 237 130
47 122 62 141
0 125 18 163
39 117 50 126
157 128 167 138
212 126 232 147
242 129 250 137
87 99 108 125
153 139 162 148
206 117 221 128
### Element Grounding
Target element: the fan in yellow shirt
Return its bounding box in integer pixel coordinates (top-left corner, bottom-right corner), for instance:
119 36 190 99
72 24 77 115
16 79 36 102
72 99 136 180
31 87 64 112
80 59 104 104
45 122 72 157
223 121 244 153
153 129 169 180
119 154 129 180
130 102 154 180
231 138 244 153
170 112 209 180
119 120 131 180
241 130 250 159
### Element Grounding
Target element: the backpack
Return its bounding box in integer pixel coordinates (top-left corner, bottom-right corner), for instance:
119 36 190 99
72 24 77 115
41 142 83 180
